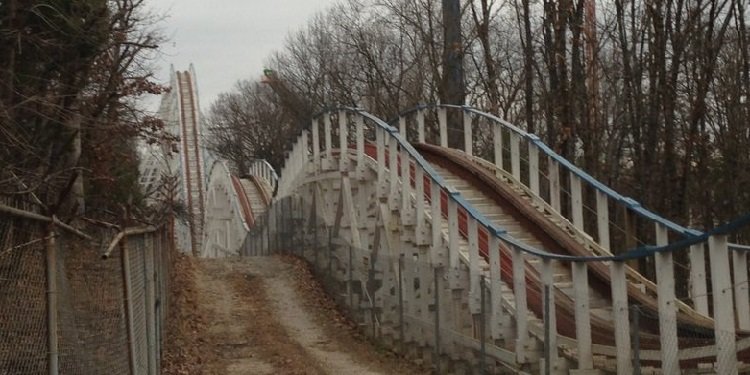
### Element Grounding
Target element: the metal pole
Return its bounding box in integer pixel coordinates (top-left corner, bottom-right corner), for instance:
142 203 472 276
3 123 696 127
434 266 441 374
631 305 641 375
479 276 486 374
121 238 137 375
46 226 59 375
544 284 551 375
145 234 157 375
398 254 405 350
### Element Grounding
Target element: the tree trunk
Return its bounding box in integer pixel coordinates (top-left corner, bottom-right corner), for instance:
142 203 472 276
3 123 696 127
441 0 465 149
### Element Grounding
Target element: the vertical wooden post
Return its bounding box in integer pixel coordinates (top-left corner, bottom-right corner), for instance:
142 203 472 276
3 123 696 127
430 181 444 265
510 132 521 181
376 128 386 199
415 165 426 245
356 115 365 178
610 261 633 374
572 261 593 370
121 238 138 375
570 174 584 231
468 217 480 313
439 107 448 147
541 259 557 368
389 137 399 210
463 110 473 156
548 157 560 213
689 243 709 315
447 194 460 272
732 249 750 330
709 235 738 374
596 190 610 251
324 114 332 167
528 143 540 198
488 234 504 341
512 246 529 363
654 224 679 375
493 125 503 170
339 111 348 171
400 149 411 225
417 109 426 143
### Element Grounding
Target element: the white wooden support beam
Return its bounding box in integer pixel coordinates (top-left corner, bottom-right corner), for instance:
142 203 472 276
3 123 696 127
709 235 739 374
596 190 610 251
493 125 503 170
463 110 473 156
529 143 540 198
468 217 480 313
512 245 529 363
549 157 561 213
733 249 750 330
341 175 362 249
689 243 709 316
388 137 399 210
430 180 444 265
400 148 412 226
417 109 425 143
312 118 320 171
541 258 558 365
572 261 593 370
355 115 365 178
339 111 348 171
324 114 332 169
438 107 448 147
376 127 386 199
399 116 407 139
447 193 459 269
488 234 504 340
510 132 521 181
570 174 584 231
610 261 633 375
415 165 427 245
654 224 679 375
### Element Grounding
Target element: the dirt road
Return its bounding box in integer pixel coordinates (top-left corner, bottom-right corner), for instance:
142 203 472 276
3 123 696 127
164 255 427 375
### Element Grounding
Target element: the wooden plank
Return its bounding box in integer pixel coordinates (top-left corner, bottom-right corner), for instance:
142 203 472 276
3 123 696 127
572 261 593 370
710 235 738 374
439 107 448 147
610 261 633 375
689 243 709 316
596 190 610 251
570 174 584 231
733 250 750 330
463 111 473 156
512 245 529 363
654 224 679 375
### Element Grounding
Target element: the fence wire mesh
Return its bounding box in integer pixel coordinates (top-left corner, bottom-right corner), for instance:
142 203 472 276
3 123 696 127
0 207 173 375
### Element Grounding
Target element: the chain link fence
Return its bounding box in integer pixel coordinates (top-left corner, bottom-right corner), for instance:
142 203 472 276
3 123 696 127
0 205 173 375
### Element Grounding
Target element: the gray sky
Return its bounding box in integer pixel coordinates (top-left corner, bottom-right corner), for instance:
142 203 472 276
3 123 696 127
146 0 339 112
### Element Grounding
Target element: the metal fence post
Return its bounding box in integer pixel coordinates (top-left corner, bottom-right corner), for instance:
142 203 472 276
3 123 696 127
479 276 486 374
46 225 59 375
145 233 157 375
434 266 441 374
398 254 405 350
120 238 137 375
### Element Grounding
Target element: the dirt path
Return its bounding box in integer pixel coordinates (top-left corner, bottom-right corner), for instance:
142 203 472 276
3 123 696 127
178 255 425 375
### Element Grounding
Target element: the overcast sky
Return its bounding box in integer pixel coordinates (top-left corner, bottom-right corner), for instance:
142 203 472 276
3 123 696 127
146 0 339 112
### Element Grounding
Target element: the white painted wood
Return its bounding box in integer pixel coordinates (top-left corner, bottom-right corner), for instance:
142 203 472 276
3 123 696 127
355 115 365 178
417 109 425 143
529 143 540 197
541 258 558 364
733 250 750 330
448 196 460 270
341 175 362 249
488 235 504 340
510 132 521 181
399 116 406 138
493 124 503 170
312 118 320 171
511 246 529 363
376 127 386 199
468 217 480 313
549 157 561 213
689 243 709 316
389 137 399 209
710 235 739 375
610 261 633 375
572 261 593 370
654 224 679 375
439 107 448 147
415 165 426 245
324 114 332 163
595 190 610 251
339 111 348 171
570 174 584 231
400 148 412 225
463 111 473 156
430 180 443 265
